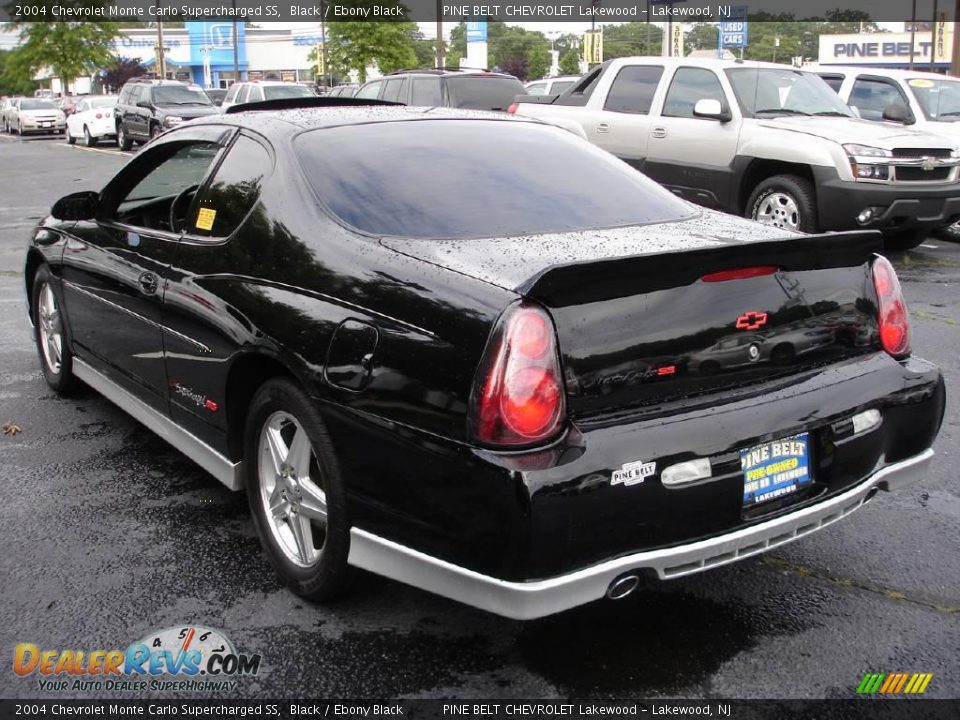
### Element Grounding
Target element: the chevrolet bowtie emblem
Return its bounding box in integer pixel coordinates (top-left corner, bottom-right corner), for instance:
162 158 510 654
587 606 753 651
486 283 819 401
922 157 937 172
736 311 768 330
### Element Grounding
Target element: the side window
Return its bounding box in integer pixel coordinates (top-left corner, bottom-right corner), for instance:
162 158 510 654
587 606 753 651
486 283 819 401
355 80 384 99
527 82 548 95
411 77 442 105
190 135 272 238
127 86 142 105
604 65 664 114
109 141 222 234
236 85 250 104
224 85 238 103
819 74 845 93
662 67 727 119
250 86 264 102
850 78 907 121
381 77 406 103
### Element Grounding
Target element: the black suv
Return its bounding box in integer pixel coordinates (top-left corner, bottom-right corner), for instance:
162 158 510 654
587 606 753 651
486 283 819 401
354 68 526 111
115 78 220 150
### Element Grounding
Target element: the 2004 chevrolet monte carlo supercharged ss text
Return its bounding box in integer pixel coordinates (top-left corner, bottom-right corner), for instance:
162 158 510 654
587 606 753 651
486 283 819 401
24 98 945 620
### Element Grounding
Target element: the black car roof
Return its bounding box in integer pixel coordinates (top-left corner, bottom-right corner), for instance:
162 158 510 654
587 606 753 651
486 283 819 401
189 105 536 135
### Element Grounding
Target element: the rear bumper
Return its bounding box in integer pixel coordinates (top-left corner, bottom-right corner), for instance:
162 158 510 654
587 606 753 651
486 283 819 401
348 448 933 620
814 167 960 233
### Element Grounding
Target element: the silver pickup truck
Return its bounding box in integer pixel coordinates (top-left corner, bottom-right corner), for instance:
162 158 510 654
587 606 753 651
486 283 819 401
510 57 960 250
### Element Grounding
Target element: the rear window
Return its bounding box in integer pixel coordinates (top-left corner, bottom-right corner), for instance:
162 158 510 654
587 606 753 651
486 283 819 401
444 76 525 111
295 120 694 240
263 85 315 100
22 99 56 110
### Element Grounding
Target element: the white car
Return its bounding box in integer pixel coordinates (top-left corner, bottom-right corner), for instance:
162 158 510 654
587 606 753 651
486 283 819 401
525 76 580 96
66 96 118 147
816 65 960 241
6 97 65 135
221 81 316 111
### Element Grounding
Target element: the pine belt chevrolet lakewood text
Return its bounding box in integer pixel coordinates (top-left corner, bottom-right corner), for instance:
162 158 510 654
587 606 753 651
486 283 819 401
25 99 945 620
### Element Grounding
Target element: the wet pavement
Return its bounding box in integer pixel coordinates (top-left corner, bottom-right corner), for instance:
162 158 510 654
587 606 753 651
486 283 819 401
0 134 957 700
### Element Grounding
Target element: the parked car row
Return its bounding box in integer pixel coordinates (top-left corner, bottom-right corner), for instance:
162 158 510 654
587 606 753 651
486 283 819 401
1 96 65 135
511 57 960 250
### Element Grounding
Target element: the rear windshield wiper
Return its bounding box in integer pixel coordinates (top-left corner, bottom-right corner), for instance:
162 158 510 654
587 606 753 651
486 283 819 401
812 111 851 117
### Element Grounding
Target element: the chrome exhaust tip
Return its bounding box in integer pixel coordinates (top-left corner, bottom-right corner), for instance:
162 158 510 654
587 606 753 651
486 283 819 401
606 574 640 600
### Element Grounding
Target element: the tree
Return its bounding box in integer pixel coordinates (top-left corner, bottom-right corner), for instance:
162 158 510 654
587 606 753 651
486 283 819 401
0 50 37 96
324 2 418 82
559 49 581 76
7 7 120 93
686 23 719 52
100 57 146 93
603 23 663 59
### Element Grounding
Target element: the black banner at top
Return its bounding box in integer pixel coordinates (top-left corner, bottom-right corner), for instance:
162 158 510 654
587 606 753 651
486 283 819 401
0 0 952 24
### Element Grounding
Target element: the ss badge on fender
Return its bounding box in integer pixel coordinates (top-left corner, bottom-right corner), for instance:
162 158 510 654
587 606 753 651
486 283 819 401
612 460 656 487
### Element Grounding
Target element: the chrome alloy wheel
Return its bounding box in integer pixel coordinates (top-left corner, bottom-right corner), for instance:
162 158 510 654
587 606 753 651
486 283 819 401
37 282 63 374
754 192 800 231
257 411 328 567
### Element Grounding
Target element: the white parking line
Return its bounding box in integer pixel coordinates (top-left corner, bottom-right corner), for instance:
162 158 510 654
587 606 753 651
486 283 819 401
921 243 939 249
53 143 128 158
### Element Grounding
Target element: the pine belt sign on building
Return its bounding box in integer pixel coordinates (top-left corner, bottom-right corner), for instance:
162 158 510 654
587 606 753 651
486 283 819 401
819 29 954 68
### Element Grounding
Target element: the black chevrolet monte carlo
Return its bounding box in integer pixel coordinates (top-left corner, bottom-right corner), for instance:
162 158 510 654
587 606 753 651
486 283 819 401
25 98 945 620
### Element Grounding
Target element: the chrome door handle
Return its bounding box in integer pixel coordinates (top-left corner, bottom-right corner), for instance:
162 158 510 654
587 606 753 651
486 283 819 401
652 127 667 139
597 123 610 133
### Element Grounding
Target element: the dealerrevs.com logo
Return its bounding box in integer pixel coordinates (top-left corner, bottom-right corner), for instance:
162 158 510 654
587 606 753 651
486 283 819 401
14 625 262 693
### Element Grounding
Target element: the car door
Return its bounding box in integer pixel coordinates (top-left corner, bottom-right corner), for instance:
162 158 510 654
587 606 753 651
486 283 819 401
644 66 741 210
159 132 274 444
589 64 665 166
59 126 233 410
847 75 913 122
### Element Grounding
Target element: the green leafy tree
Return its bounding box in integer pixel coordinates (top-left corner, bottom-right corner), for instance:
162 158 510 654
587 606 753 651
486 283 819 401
6 4 120 92
559 49 581 76
324 2 418 82
602 23 663 59
0 49 37 96
686 23 719 52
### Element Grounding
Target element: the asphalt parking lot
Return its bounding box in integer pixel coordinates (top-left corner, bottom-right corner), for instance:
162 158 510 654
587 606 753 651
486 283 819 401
0 132 957 700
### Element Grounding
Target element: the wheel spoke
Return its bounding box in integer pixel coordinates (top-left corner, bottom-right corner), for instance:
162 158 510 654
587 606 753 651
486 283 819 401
264 426 287 477
298 478 327 522
48 334 62 363
268 483 287 519
288 512 315 564
287 427 312 480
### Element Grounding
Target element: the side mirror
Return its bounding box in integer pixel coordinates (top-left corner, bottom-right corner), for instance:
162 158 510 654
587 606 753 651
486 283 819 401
882 102 914 124
693 98 731 122
51 191 99 221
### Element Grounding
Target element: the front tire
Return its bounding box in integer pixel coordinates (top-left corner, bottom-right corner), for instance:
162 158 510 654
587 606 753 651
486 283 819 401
117 123 132 151
747 175 818 233
245 378 351 601
933 222 960 243
31 265 77 393
66 126 76 145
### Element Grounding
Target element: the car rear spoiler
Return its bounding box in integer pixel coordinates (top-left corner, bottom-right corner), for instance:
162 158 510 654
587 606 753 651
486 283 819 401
519 230 883 306
225 97 405 114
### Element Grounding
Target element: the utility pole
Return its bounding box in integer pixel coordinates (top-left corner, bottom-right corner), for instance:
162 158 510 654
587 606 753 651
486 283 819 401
952 0 960 76
157 22 166 79
320 0 330 89
908 0 917 70
232 0 240 82
436 0 444 68
931 0 940 71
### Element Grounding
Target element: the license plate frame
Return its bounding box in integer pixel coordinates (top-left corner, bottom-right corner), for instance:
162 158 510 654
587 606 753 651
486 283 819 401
740 432 812 507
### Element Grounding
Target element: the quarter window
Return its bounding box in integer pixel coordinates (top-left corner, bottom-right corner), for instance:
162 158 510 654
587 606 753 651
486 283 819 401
381 77 406 103
190 135 272 238
235 85 250 104
604 65 664 114
410 77 442 106
355 81 384 99
663 67 727 118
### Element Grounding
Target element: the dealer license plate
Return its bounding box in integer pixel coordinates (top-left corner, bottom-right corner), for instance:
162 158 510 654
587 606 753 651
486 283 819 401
40 121 52 127
740 433 811 506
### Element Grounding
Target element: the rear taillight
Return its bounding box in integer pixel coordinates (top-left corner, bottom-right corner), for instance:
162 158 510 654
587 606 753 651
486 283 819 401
471 303 565 446
95 113 103 119
872 255 910 358
507 102 518 114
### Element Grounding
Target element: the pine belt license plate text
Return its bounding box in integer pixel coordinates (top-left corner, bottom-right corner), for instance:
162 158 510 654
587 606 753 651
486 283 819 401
740 433 811 506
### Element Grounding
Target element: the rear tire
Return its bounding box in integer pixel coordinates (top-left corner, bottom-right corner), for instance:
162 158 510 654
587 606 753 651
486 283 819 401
747 175 818 233
244 378 351 601
884 230 928 252
117 123 132 151
31 265 77 394
84 126 97 147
